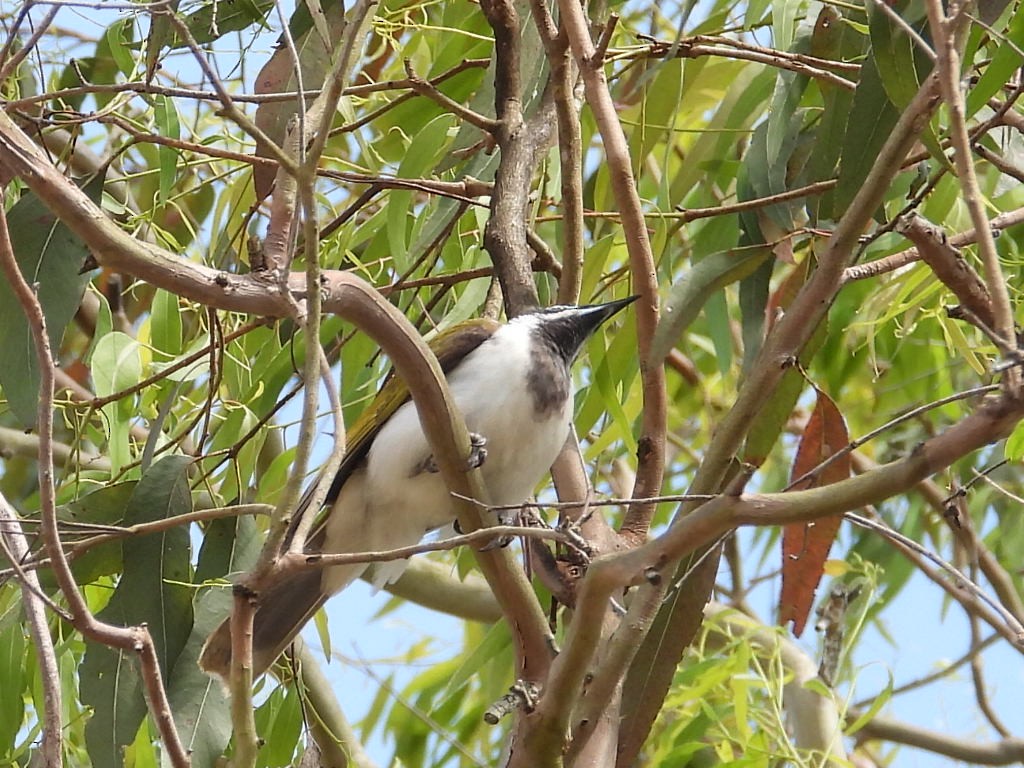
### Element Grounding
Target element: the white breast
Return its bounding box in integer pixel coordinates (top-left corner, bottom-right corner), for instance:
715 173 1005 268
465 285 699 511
333 322 572 587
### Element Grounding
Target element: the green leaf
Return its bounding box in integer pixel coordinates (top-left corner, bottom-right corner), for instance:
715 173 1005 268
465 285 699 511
152 96 181 208
80 456 195 767
0 617 25 753
845 670 893 735
868 6 925 109
0 179 101 427
967 5 1024 117
386 114 458 271
145 0 180 80
164 515 260 768
92 331 143 473
651 248 770 362
261 683 303 767
174 0 274 48
771 0 800 51
104 19 137 78
61 481 138 585
739 257 773 371
834 55 899 218
1005 419 1024 460
443 614 511 698
150 289 183 357
92 331 143 399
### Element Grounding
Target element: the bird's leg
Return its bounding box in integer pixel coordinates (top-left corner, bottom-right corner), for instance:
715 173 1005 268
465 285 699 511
417 432 488 475
466 432 488 469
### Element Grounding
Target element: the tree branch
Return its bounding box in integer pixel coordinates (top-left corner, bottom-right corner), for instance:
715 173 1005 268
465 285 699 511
0 190 190 768
0 494 64 768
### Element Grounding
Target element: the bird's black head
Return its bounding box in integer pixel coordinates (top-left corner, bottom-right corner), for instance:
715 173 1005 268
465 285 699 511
524 295 638 364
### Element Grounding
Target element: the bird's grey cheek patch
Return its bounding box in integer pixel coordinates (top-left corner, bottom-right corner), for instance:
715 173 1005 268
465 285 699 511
527 350 570 419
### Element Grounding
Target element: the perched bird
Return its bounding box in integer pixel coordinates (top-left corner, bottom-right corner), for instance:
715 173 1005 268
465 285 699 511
199 296 637 679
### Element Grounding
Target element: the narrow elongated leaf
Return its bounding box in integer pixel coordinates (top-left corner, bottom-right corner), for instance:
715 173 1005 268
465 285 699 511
781 390 851 636
0 616 25 753
966 4 1024 117
742 261 827 466
164 515 260 768
81 456 195 766
834 55 899 218
152 96 181 208
806 6 863 220
869 6 924 109
0 178 101 426
618 551 721 767
144 0 180 80
651 248 770 362
92 332 143 473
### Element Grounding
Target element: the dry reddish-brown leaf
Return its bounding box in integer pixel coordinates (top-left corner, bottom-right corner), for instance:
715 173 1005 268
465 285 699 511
780 388 851 636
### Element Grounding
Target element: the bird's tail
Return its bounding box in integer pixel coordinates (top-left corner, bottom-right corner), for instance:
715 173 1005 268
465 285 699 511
199 567 323 679
199 469 427 679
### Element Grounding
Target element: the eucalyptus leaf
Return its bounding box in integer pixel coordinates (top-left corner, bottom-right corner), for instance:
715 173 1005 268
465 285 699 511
0 178 101 427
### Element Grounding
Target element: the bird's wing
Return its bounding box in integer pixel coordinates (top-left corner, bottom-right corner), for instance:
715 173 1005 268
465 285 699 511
287 317 502 548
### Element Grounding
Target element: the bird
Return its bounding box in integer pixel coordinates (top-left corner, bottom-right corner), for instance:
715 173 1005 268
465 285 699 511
199 295 637 679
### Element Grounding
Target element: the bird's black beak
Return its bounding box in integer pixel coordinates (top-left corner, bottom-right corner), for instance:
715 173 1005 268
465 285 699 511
579 295 639 329
536 295 640 364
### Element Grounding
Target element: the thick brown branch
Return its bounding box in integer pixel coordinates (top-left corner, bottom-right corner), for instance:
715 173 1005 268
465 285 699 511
896 213 996 330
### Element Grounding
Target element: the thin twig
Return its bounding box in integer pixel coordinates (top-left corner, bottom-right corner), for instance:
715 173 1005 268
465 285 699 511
293 523 589 571
0 494 65 768
845 511 1024 642
403 59 499 132
0 5 60 86
925 0 1019 390
843 205 1024 282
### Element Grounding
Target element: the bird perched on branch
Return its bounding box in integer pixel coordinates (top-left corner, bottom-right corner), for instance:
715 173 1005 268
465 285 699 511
199 296 637 679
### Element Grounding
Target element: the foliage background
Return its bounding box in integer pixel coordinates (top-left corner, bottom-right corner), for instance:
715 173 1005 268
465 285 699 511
2 0 1024 764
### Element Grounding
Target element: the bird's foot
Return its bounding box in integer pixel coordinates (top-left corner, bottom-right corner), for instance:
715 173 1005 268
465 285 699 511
479 533 514 551
467 432 488 469
420 432 488 474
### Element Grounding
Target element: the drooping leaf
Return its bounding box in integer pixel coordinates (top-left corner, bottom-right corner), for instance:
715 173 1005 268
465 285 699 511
152 95 181 208
833 54 899 219
805 6 863 220
780 390 851 636
651 248 770 363
619 549 721 767
144 0 181 81
251 0 360 199
742 259 827 467
0 178 101 427
104 19 137 78
261 682 303 767
0 612 26 754
91 331 144 473
164 515 261 768
80 455 195 766
738 257 773 372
